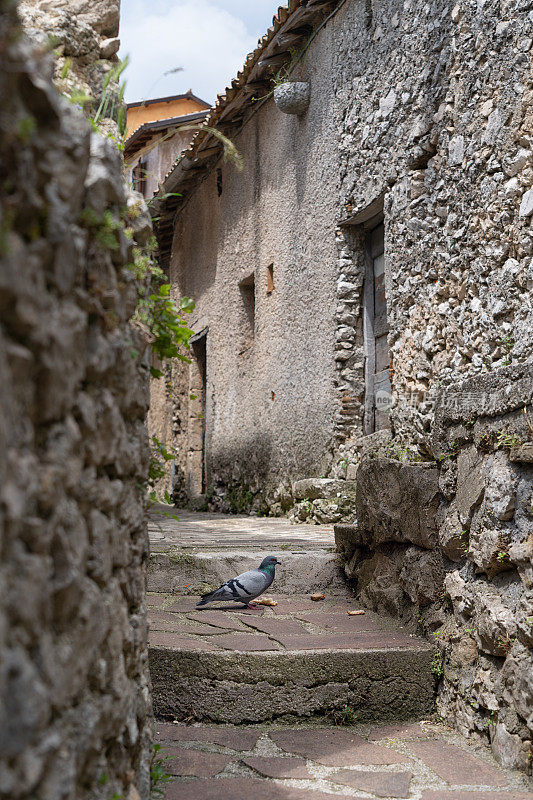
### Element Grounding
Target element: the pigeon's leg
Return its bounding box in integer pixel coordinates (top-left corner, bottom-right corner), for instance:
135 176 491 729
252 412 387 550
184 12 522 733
243 601 259 609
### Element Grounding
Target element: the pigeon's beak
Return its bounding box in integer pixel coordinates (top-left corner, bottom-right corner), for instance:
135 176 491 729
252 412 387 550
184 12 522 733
275 559 281 565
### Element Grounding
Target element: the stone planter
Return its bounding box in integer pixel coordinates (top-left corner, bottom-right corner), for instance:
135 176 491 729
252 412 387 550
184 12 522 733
274 81 310 115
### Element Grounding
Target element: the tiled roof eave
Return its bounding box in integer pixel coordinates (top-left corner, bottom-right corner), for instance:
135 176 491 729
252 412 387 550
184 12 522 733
124 110 209 159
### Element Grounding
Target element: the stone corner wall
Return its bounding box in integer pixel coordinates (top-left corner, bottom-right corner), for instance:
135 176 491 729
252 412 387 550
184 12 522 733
336 363 533 772
0 5 153 798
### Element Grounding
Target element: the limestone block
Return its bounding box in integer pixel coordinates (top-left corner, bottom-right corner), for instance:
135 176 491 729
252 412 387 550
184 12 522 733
516 593 533 647
483 452 518 522
491 721 532 772
432 365 533 456
355 546 407 617
510 444 533 463
508 535 533 586
444 571 475 622
469 519 509 579
455 446 485 525
437 504 466 561
519 188 533 218
66 0 120 36
501 644 533 728
293 478 356 501
448 134 464 166
449 636 478 669
356 458 439 549
400 547 445 606
474 592 517 657
334 523 362 559
100 37 120 58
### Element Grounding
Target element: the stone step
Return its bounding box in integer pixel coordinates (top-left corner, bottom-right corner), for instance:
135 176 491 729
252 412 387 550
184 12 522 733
148 507 344 596
148 549 346 595
147 593 436 725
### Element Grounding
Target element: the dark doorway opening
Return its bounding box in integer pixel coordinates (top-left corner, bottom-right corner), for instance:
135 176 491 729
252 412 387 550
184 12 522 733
363 221 391 433
190 330 207 494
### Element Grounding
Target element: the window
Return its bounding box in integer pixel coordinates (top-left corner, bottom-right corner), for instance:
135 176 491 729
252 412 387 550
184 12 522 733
363 221 391 433
239 274 255 350
216 168 223 197
267 263 275 294
132 159 147 197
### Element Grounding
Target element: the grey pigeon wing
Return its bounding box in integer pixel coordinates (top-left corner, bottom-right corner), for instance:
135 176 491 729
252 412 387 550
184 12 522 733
211 569 271 602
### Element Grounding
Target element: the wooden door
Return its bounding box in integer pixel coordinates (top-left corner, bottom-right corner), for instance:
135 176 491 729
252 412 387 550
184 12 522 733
364 223 391 433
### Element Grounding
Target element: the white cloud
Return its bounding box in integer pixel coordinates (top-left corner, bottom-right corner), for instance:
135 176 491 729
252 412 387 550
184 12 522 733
119 0 262 104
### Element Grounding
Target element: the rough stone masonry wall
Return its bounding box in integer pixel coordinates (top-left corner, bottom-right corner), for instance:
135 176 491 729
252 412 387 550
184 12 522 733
0 3 153 798
336 363 533 773
18 0 123 139
330 0 532 773
331 0 532 469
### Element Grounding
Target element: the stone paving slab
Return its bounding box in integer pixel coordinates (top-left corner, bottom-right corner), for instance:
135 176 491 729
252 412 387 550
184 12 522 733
148 507 335 550
270 729 413 766
149 632 219 651
164 778 345 800
368 723 428 741
148 594 426 653
330 769 414 796
242 756 312 779
165 748 232 777
156 722 260 750
155 721 533 799
407 741 509 787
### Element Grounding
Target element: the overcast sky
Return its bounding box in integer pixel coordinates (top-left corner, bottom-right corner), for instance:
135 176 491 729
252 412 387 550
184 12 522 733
119 0 277 104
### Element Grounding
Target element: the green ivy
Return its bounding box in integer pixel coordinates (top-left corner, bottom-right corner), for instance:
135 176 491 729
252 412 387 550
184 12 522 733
136 282 194 378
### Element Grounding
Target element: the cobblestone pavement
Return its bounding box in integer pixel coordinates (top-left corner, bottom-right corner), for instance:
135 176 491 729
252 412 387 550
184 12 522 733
148 507 336 551
155 720 533 799
147 593 428 653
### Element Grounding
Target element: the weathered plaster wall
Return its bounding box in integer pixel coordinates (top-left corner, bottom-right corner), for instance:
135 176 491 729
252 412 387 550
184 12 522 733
0 5 152 797
135 128 200 199
165 0 531 512
170 24 342 509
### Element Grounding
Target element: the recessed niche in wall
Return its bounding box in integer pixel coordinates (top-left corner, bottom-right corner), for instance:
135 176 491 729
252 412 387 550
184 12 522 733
239 273 255 351
267 263 275 294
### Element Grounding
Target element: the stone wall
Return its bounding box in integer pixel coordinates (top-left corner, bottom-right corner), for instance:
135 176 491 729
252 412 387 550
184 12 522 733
331 0 532 469
18 0 123 138
0 4 152 797
336 363 532 772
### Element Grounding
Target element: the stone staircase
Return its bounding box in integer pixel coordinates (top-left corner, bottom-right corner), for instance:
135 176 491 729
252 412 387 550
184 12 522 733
147 509 436 725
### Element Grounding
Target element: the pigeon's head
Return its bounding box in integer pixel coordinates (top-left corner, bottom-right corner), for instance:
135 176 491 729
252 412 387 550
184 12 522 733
259 556 281 574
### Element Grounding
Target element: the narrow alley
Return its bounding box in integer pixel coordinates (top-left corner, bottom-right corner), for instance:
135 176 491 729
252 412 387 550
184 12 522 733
146 511 533 799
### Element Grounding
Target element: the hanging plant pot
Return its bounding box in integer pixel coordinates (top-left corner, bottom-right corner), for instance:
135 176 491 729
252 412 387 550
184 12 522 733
274 81 310 116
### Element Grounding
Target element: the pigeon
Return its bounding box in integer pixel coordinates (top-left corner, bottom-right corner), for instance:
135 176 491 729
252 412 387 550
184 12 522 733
196 556 281 608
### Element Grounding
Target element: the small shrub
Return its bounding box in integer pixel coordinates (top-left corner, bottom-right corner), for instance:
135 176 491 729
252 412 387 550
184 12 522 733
150 744 174 798
431 651 444 678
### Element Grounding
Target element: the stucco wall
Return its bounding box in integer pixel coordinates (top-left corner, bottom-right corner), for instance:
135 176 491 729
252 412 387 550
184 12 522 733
171 20 342 505
0 7 152 798
127 128 201 201
166 0 531 511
